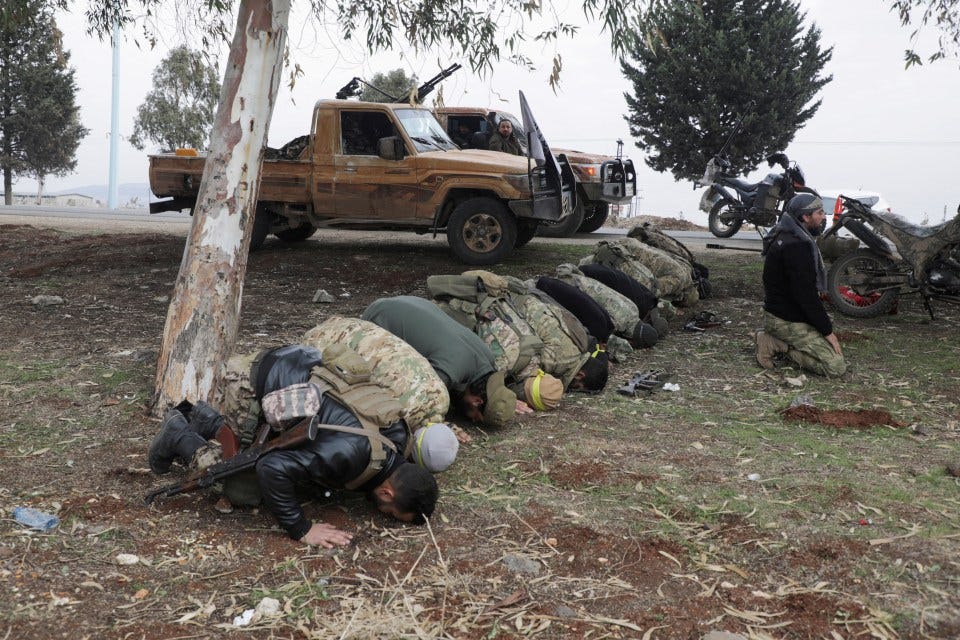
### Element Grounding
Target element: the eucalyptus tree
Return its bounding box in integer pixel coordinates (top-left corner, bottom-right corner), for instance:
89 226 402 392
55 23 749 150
890 0 960 66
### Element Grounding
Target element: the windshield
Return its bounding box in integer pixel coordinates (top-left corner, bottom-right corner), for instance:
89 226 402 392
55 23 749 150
394 109 458 152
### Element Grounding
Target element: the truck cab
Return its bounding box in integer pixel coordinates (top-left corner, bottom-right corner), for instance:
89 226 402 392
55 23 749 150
435 107 637 236
149 100 576 264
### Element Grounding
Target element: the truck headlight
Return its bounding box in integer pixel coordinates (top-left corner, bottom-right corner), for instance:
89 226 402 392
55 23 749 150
505 173 532 193
573 164 602 182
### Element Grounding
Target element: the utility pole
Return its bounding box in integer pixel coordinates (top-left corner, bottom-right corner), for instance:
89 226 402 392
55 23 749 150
107 23 120 210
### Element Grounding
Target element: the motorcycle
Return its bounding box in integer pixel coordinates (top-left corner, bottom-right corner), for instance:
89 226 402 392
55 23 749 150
698 151 813 238
823 195 960 319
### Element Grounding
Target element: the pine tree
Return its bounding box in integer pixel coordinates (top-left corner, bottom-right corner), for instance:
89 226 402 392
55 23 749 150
130 46 221 152
621 0 832 181
0 0 88 204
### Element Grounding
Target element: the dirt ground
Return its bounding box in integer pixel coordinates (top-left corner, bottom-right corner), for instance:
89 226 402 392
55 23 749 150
1 222 958 639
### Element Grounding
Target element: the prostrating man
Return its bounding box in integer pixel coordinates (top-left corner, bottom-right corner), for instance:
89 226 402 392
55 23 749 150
147 344 440 548
362 295 520 427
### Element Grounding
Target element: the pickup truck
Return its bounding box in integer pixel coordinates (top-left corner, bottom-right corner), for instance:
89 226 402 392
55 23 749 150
434 106 637 237
149 99 575 265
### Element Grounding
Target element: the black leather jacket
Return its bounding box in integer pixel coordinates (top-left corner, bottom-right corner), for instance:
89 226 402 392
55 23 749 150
251 346 408 540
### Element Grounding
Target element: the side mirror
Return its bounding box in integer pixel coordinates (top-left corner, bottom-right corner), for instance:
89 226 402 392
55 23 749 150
377 136 406 161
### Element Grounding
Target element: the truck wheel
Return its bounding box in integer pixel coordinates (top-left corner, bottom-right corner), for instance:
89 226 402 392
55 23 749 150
250 204 273 252
275 222 317 242
538 203 585 238
577 202 610 233
515 221 539 248
446 198 517 265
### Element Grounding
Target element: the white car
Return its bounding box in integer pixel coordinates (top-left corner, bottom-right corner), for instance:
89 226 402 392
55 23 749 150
819 189 892 222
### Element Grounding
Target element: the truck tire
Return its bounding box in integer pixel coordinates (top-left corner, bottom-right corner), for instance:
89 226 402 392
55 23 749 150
515 221 539 248
447 198 517 265
537 204 584 238
577 202 610 233
275 222 317 242
250 204 272 252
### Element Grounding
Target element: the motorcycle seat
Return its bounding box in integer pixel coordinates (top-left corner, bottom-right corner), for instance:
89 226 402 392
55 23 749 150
722 177 758 195
878 211 955 239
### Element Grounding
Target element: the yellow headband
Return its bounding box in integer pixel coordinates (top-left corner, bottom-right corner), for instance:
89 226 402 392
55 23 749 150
530 370 547 411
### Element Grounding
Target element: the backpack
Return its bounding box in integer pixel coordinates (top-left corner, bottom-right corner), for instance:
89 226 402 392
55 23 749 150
302 316 450 430
581 239 660 295
307 344 407 490
628 224 712 300
427 274 543 381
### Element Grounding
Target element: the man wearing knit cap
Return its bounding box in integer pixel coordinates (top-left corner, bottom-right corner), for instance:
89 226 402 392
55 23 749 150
758 194 846 377
148 344 439 549
412 423 460 472
362 296 523 428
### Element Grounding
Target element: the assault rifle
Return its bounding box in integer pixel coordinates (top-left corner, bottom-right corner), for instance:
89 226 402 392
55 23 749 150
144 417 319 505
616 369 666 397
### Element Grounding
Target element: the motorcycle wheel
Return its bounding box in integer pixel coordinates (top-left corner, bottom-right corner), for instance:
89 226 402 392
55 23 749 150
708 201 743 238
826 248 901 318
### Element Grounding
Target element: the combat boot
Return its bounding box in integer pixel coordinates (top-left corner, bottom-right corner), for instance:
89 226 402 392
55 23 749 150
755 331 788 369
148 409 208 474
188 401 225 440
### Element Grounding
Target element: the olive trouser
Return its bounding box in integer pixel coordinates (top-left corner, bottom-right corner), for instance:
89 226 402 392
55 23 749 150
763 312 846 378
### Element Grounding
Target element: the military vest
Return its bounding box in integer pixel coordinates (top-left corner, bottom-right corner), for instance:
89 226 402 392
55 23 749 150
307 345 406 490
427 273 543 381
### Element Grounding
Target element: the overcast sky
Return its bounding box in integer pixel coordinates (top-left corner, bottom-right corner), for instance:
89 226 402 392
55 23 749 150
17 0 960 225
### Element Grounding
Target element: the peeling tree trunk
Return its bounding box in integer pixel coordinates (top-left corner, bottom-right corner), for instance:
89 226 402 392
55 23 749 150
151 0 290 415
35 175 44 205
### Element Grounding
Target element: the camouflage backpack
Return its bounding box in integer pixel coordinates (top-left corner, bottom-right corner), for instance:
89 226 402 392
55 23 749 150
627 223 712 300
307 345 408 490
426 273 544 381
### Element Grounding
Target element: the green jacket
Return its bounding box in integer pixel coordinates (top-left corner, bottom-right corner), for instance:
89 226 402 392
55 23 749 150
361 296 496 394
489 133 523 156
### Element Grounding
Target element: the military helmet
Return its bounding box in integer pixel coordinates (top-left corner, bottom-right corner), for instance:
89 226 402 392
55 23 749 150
785 194 823 221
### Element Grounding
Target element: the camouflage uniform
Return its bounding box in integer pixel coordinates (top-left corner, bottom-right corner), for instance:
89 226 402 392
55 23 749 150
302 317 450 429
217 351 263 447
554 264 638 352
583 238 699 306
763 312 847 377
436 298 543 382
579 239 659 293
504 277 590 388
